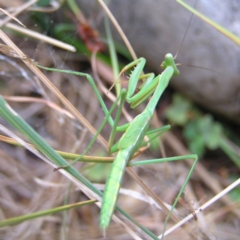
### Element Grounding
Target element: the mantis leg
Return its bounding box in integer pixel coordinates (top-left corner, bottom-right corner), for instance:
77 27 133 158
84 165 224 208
118 56 179 109
117 58 157 108
130 154 198 237
37 64 115 127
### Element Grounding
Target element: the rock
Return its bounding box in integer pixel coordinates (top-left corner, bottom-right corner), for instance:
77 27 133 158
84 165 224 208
79 0 240 123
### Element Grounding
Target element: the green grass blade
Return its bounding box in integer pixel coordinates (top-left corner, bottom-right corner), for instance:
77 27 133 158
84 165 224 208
104 3 121 96
0 200 96 227
177 0 240 46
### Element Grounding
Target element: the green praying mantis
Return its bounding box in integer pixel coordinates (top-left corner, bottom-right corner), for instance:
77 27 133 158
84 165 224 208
0 52 198 237
96 55 198 230
34 53 198 232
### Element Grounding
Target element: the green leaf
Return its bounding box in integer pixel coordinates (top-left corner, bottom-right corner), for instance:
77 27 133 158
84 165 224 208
184 120 205 156
165 94 192 125
183 115 223 156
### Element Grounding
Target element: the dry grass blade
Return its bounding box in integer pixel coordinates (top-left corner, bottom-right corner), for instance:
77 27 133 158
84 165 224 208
0 43 24 58
160 178 240 238
0 0 74 51
98 0 137 60
2 95 75 119
0 0 37 27
0 7 26 27
5 23 76 52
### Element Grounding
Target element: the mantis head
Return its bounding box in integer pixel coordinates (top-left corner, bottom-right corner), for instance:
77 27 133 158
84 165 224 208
160 53 180 76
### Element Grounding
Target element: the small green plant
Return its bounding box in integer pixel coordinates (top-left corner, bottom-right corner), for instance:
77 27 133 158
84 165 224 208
165 94 240 166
